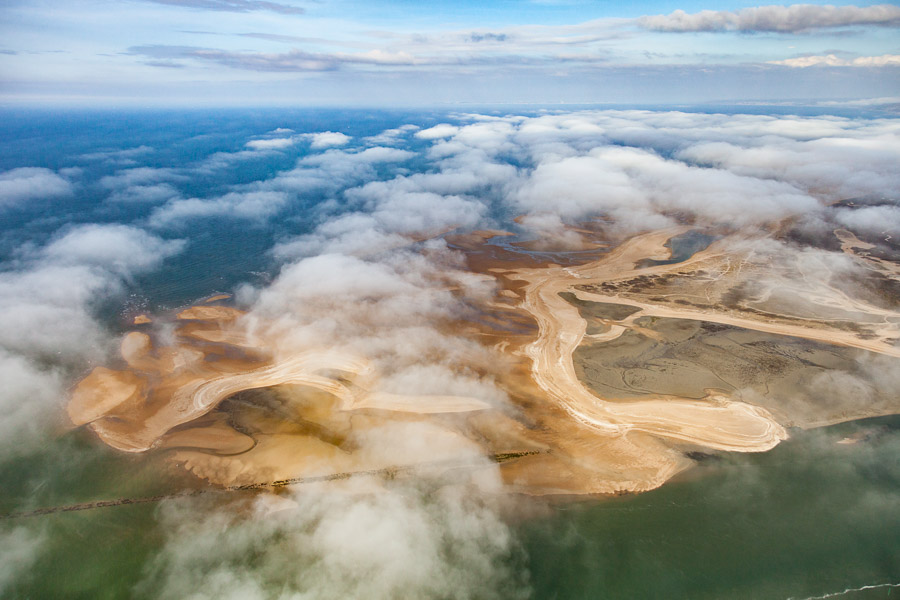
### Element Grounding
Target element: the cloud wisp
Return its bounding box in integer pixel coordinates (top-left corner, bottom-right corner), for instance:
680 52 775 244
638 4 900 33
143 0 304 15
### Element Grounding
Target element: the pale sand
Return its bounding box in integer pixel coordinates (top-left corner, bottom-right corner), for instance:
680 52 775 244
74 342 493 454
133 314 151 325
179 326 262 349
348 391 491 413
203 294 232 303
176 306 245 321
68 367 144 427
507 228 787 453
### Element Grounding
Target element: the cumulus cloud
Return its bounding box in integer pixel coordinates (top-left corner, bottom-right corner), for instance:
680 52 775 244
245 137 296 150
149 191 290 227
675 130 900 203
344 110 900 244
305 131 351 149
249 243 502 394
0 167 73 208
99 167 186 203
834 204 900 236
638 4 900 33
364 124 420 146
416 124 460 140
512 146 817 231
768 53 900 67
39 224 187 277
250 146 415 202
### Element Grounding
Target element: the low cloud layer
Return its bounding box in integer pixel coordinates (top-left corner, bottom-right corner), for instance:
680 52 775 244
142 477 527 600
638 4 900 33
0 167 73 208
149 191 289 227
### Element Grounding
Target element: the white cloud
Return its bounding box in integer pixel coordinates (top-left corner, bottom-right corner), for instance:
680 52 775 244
300 146 415 167
40 224 186 276
415 124 460 140
768 54 900 68
835 204 900 236
639 4 900 33
149 191 290 227
245 137 296 150
78 146 154 165
364 124 420 146
143 476 525 600
0 167 73 208
818 96 900 107
250 146 415 199
305 132 351 149
99 167 185 189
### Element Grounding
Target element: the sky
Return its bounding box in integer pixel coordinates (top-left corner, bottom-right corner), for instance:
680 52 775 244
1 0 899 106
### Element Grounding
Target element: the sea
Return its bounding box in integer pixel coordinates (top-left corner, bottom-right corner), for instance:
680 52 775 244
0 107 897 599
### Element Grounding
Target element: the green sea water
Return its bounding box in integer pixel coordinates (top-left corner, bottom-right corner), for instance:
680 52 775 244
522 416 900 600
2 417 897 599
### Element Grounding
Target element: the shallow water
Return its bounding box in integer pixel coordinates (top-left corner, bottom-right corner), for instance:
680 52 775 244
637 230 718 268
521 416 900 600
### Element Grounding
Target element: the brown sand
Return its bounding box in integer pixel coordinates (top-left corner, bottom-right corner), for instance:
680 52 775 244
68 227 900 495
176 306 245 321
68 367 144 427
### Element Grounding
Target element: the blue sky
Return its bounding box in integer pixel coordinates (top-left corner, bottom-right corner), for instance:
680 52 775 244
1 0 899 105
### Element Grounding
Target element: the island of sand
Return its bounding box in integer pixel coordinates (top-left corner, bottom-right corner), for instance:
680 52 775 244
68 225 900 495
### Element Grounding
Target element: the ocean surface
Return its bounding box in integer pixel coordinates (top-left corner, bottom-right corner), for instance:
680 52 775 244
1 107 897 599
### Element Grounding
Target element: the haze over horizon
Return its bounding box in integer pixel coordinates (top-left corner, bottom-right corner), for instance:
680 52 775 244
2 0 900 106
